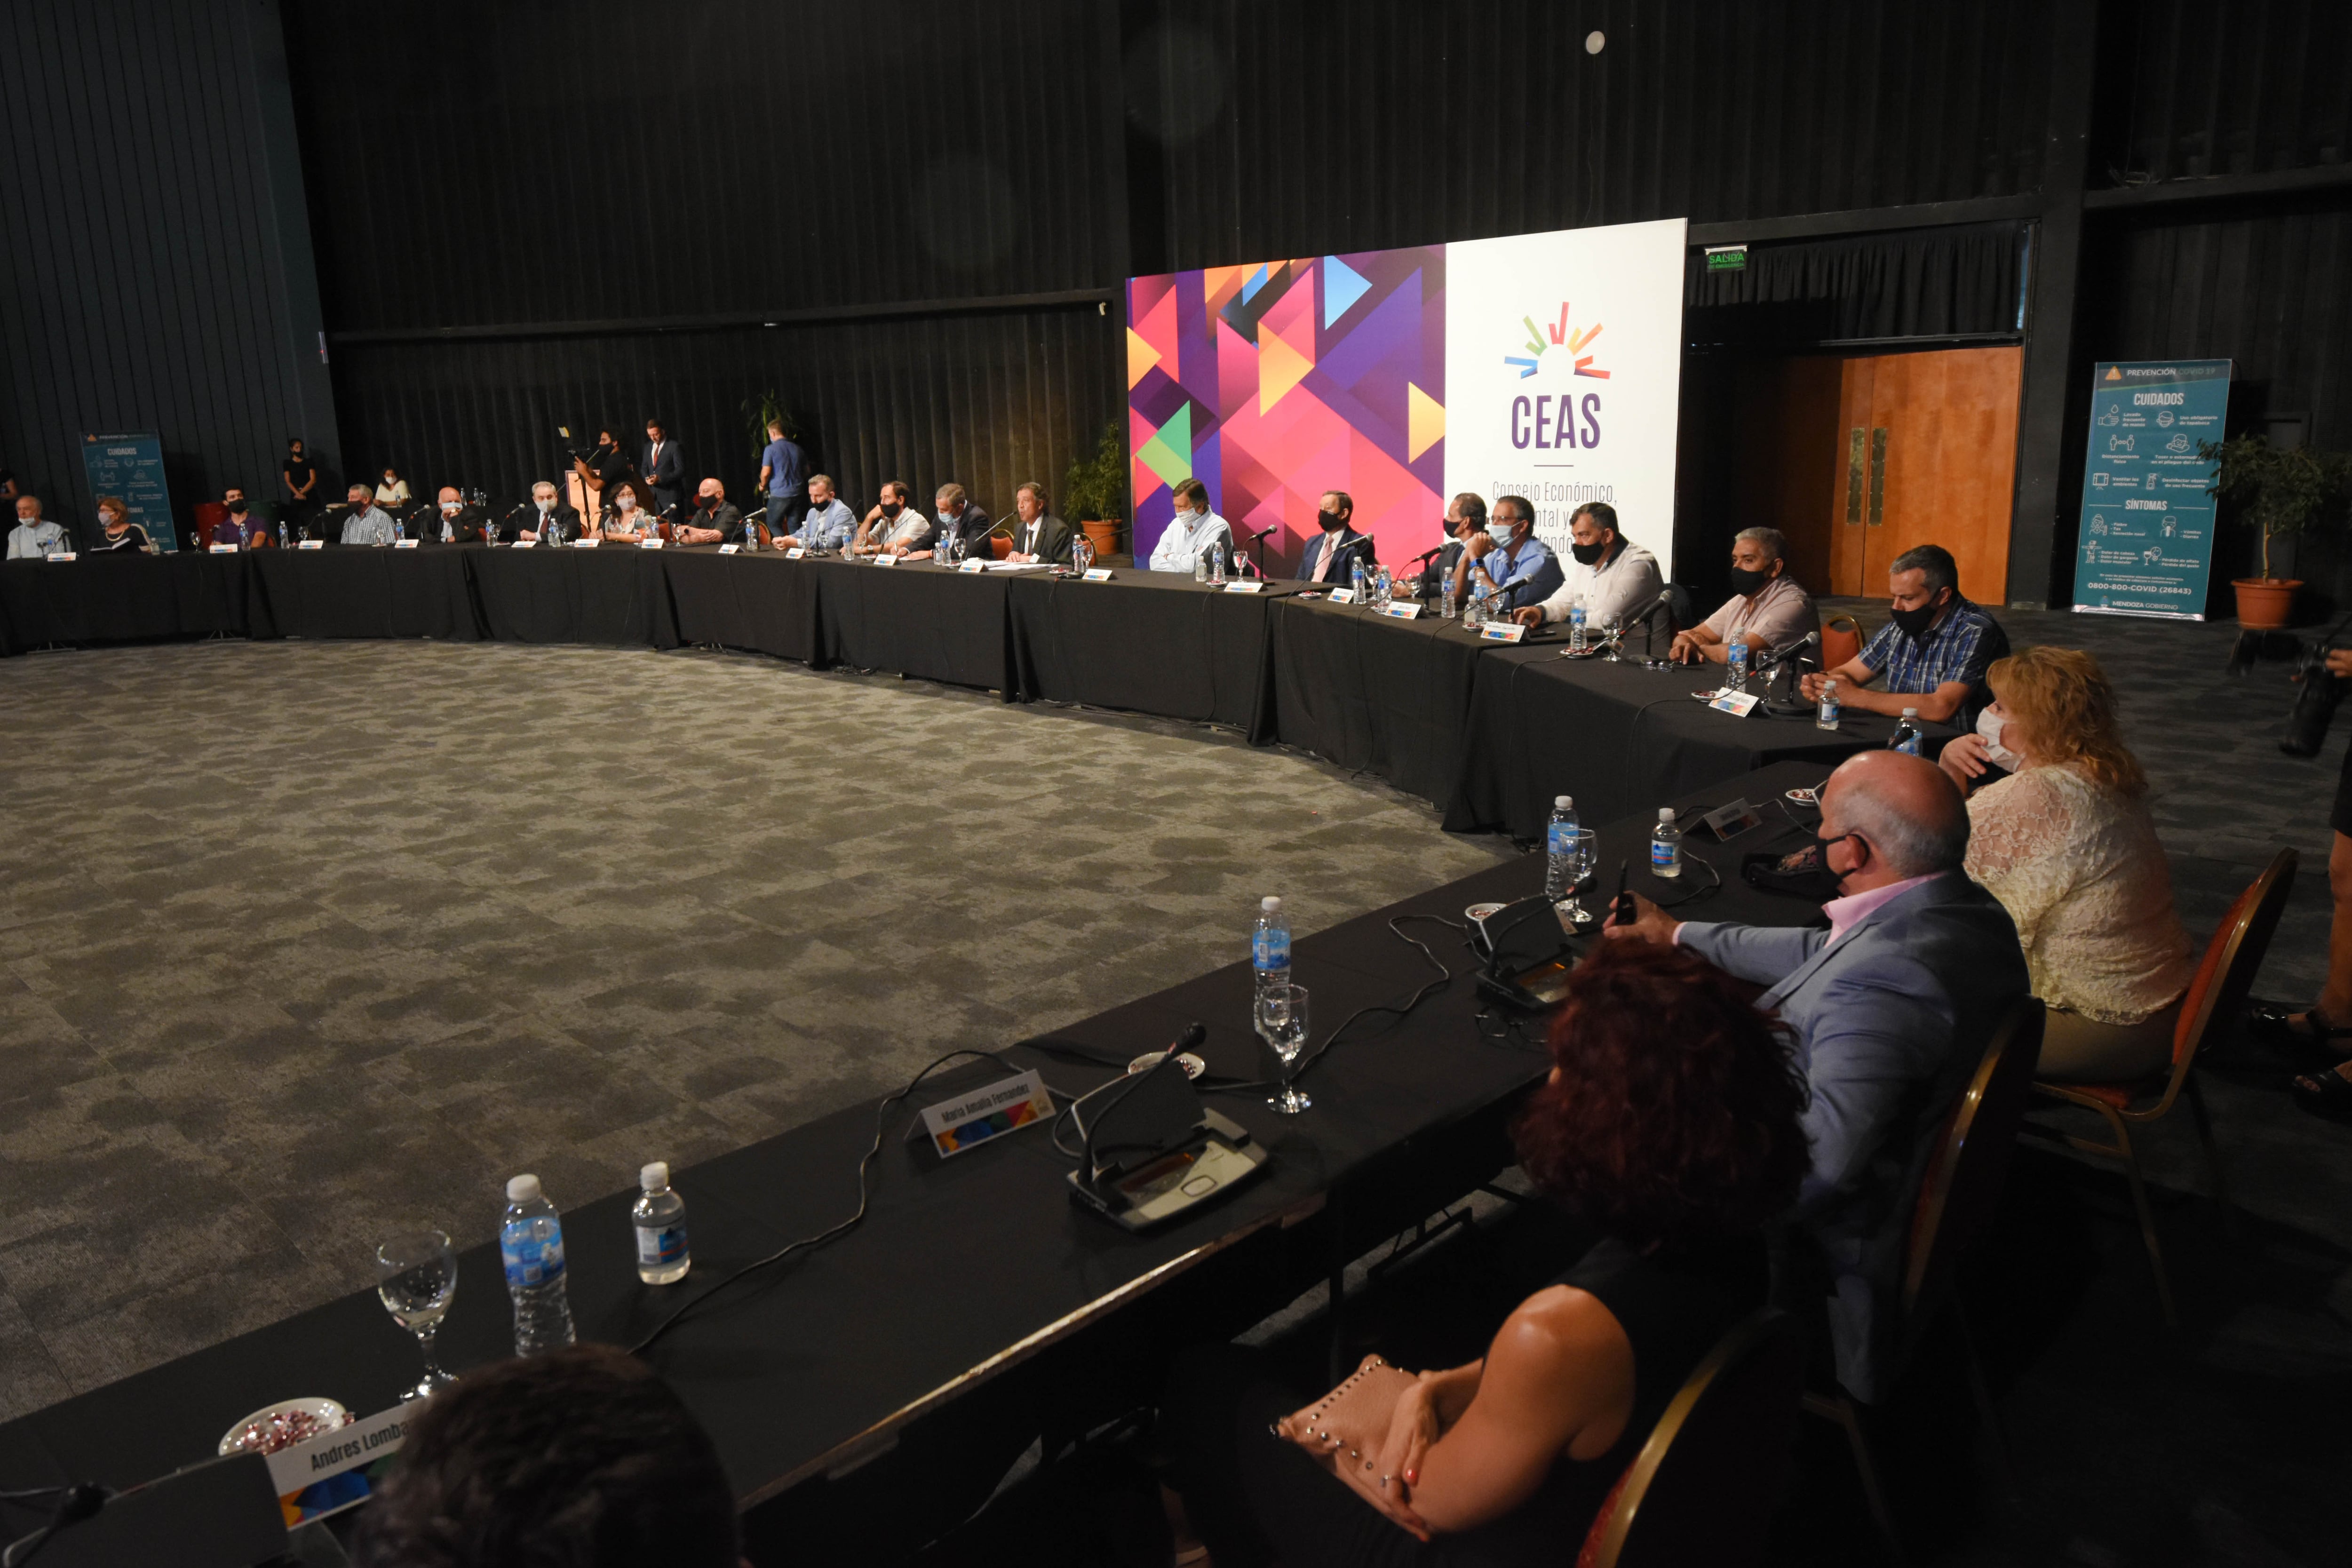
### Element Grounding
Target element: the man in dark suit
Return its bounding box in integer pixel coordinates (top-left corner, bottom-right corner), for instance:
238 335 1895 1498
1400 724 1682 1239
1608 750 2029 1403
1296 489 1378 585
426 486 485 543
522 481 583 543
642 418 685 520
1003 481 1072 564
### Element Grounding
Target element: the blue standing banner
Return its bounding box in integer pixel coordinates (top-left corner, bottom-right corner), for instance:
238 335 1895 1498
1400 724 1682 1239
2071 360 2231 621
79 432 180 553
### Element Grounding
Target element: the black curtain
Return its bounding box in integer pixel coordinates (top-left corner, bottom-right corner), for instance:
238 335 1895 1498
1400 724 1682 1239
1684 220 2030 346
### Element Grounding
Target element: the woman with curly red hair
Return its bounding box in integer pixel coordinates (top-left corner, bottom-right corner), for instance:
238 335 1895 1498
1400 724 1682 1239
1157 941 1812 1567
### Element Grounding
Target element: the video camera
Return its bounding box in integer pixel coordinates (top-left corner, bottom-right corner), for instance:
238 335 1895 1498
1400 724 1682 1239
2233 613 2352 756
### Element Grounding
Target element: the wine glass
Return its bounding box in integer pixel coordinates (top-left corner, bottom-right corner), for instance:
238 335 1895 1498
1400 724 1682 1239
1556 828 1599 928
1255 983 1312 1114
375 1230 459 1401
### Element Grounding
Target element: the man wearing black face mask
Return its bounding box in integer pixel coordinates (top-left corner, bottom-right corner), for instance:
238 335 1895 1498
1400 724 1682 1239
1296 490 1376 584
1516 500 1663 633
1801 543 2008 724
1671 525 1817 664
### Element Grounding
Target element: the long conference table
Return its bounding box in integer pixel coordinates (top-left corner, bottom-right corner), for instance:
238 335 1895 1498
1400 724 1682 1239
0 760 1841 1560
0 545 1924 834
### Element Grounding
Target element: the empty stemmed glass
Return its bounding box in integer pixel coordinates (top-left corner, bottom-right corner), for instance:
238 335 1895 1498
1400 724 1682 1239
1555 827 1599 928
1255 982 1312 1114
375 1229 460 1402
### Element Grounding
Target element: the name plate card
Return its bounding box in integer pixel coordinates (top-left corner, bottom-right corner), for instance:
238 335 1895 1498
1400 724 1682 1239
263 1398 427 1525
298 540 324 550
641 538 665 549
1327 587 1358 604
785 546 806 559
1082 567 1114 581
1478 622 1527 643
1224 580 1265 594
915 1070 1055 1159
718 543 740 555
392 539 419 549
48 552 78 561
572 537 600 548
513 539 538 549
1378 602 1423 620
1708 689 1762 717
210 543 239 555
874 552 897 565
960 558 985 573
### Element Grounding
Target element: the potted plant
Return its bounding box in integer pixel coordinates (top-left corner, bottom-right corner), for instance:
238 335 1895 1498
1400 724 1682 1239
2203 436 2351 628
1064 421 1128 562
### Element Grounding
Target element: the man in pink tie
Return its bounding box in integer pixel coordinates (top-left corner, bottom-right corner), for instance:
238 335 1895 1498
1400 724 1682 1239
1299 490 1375 585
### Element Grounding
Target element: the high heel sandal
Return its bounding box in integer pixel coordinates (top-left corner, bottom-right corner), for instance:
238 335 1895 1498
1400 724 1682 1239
2250 1003 2352 1060
2291 1060 2352 1122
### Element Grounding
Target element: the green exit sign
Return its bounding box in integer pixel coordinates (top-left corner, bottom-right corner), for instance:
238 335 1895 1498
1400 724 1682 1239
1705 246 1748 272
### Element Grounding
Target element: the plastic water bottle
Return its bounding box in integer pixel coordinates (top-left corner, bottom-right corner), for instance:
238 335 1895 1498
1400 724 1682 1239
1891 706 1924 756
1208 545 1227 585
1544 796 1581 902
1726 636 1750 694
1373 565 1392 608
1817 678 1841 731
1568 599 1588 653
1193 546 1208 582
501 1174 575 1354
1252 895 1291 1005
1465 582 1488 630
1651 808 1683 879
1351 558 1367 601
632 1162 691 1286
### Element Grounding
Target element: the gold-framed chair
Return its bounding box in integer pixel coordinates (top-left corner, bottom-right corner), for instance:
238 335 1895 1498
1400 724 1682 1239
2024 847 2296 1325
1578 1308 1805 1568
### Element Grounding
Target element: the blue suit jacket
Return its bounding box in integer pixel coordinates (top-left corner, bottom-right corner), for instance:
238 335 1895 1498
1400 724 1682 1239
1297 527 1377 584
1677 874 2027 1401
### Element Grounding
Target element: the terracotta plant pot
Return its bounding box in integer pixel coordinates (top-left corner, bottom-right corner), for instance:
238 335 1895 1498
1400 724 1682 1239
990 534 1012 560
2232 577 2301 629
1081 519 1120 560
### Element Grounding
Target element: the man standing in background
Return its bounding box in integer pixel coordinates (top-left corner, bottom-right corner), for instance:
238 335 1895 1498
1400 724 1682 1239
281 437 319 530
643 419 685 521
758 420 807 541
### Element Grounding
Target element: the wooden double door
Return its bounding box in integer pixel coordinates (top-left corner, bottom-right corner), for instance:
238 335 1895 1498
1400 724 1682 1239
1715 345 2022 605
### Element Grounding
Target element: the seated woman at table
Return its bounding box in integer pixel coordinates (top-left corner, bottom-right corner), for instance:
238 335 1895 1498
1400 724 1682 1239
374 465 412 509
1943 645 2191 1081
596 478 658 541
1156 940 1808 1568
93 494 153 552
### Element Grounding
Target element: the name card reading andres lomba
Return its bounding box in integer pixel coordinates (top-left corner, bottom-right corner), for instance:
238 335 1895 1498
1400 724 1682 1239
263 1397 428 1525
916 1069 1055 1159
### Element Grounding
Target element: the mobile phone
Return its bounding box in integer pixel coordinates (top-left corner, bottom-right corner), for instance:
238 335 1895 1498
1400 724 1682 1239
1611 860 1633 927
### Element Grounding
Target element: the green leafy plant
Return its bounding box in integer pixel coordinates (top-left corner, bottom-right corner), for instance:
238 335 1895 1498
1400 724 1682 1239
741 390 804 458
2202 436 2352 580
1063 420 1128 523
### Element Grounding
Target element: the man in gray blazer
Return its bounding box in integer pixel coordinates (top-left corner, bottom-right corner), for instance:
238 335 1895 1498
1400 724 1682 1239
1608 751 2028 1401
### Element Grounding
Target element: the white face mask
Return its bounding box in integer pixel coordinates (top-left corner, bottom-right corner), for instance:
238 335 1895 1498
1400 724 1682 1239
537 498 555 513
618 495 636 511
441 503 461 516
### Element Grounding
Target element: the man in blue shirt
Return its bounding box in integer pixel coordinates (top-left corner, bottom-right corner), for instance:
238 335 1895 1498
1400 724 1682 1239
1457 493 1562 613
1802 543 2009 724
782 474 856 552
757 420 807 540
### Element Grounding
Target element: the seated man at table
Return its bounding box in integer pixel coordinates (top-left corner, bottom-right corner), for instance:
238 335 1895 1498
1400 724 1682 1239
426 485 484 544
1429 491 1486 602
1514 501 1662 635
1670 525 1818 665
1003 480 1073 564
1458 493 1562 613
1605 750 2027 1401
1297 489 1378 585
781 473 857 552
213 485 271 548
350 1345 743 1568
851 480 934 557
675 478 746 546
1149 476 1235 573
6 494 70 558
521 480 584 544
339 483 398 546
907 482 992 562
1799 543 2009 724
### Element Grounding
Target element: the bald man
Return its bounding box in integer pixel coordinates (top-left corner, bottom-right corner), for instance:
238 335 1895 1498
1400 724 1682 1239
1607 751 2027 1403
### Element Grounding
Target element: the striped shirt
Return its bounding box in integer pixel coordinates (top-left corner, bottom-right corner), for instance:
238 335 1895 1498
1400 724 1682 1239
1857 596 2008 712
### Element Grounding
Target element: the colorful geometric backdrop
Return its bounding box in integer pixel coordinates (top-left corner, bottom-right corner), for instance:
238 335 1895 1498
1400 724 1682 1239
1128 247 1447 572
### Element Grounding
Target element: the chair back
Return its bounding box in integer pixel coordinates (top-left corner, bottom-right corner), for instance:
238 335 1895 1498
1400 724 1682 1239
1662 582 1697 630
1820 613 1863 670
192 501 227 548
1580 1308 1804 1568
1900 998 2045 1326
2164 849 2296 1092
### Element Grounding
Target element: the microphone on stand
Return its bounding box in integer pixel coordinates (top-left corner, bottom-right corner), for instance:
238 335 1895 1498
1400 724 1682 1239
1754 629 1820 671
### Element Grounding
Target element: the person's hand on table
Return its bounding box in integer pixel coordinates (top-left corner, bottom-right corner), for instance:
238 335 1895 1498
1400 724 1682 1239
1510 605 1546 628
1602 890 1680 947
1669 630 1707 664
1798 669 1832 701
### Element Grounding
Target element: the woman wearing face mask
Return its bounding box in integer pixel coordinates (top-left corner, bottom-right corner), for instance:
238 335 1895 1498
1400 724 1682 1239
1953 647 2190 1081
374 466 411 508
598 479 655 542
1148 478 1235 573
94 495 153 552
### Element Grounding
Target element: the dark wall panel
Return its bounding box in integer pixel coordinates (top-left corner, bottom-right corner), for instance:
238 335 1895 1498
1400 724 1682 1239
2108 0 2352 182
0 0 315 535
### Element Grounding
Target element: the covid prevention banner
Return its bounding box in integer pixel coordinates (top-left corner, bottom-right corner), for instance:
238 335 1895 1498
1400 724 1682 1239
2070 360 2231 621
80 431 181 553
1126 218 1686 578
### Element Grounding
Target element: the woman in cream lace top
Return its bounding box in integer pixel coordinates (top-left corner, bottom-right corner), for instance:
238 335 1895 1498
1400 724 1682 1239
1942 647 2191 1080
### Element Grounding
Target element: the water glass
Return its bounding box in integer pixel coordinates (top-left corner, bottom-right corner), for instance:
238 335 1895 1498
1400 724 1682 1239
376 1229 460 1401
1556 828 1599 927
1255 983 1312 1114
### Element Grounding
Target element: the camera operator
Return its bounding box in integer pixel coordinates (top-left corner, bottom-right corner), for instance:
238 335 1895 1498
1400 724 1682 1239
2270 641 2352 1119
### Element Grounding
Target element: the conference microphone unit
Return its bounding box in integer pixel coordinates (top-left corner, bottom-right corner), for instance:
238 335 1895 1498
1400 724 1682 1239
1244 523 1278 541
1406 545 1446 565
1756 629 1820 670
1067 1018 1266 1231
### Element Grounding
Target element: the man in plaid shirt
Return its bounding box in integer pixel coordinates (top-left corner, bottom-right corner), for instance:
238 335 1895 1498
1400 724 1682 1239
1802 544 2009 724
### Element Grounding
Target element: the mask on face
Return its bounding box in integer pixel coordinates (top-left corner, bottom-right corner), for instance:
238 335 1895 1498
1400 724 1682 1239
441 502 461 517
1727 565 1771 597
1889 597 1942 638
881 501 901 519
1317 509 1346 533
1976 705 2022 768
226 500 246 514
1570 538 1607 566
1486 520 1515 546
936 509 953 526
1814 829 1864 892
617 495 636 512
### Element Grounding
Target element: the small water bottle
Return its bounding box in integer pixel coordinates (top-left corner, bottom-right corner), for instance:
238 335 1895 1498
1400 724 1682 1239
501 1174 576 1354
1466 582 1488 630
1726 636 1750 694
1208 545 1227 586
632 1162 691 1285
1351 557 1367 601
1817 677 1841 731
1651 808 1683 879
1891 706 1924 756
1373 565 1392 608
1252 895 1291 1005
1193 546 1208 582
1544 796 1581 902
1439 571 1458 618
1568 599 1588 653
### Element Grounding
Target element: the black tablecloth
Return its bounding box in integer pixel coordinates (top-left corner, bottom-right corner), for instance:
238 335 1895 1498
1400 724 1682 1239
1270 597 1509 805
1009 570 1278 737
1444 648 1927 838
0 552 249 653
469 543 678 647
246 545 481 642
664 549 822 662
